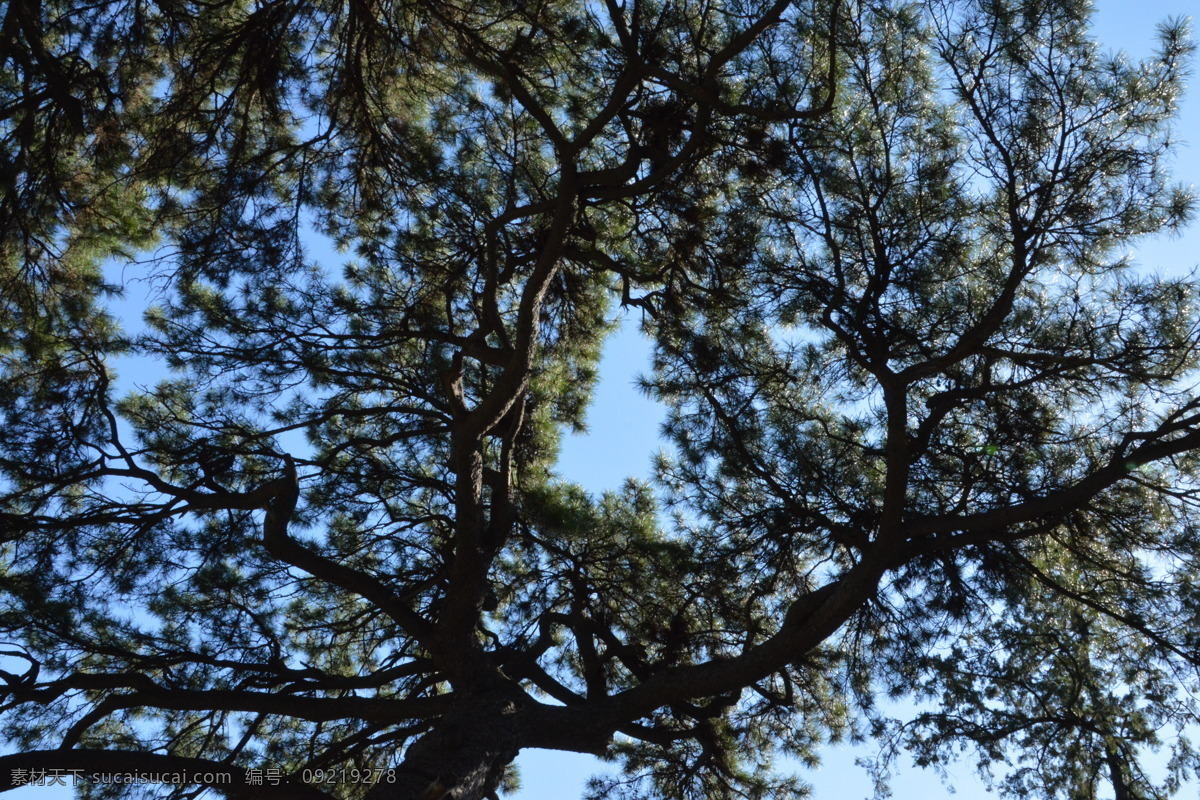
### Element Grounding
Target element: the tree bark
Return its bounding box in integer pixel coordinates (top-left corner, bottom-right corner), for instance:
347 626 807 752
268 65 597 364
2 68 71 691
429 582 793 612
366 693 523 800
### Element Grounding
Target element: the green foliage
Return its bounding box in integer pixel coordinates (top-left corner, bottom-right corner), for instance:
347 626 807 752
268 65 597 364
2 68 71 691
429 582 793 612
3 1 1200 799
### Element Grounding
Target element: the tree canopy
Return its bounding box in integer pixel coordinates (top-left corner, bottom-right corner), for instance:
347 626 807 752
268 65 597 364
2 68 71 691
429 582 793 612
3 0 1200 798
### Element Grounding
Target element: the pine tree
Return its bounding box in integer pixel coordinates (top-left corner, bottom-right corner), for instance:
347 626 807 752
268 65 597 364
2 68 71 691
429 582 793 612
2 1 1199 799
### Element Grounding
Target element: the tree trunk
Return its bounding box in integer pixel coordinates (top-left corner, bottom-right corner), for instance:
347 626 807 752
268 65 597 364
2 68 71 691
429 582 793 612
366 694 523 800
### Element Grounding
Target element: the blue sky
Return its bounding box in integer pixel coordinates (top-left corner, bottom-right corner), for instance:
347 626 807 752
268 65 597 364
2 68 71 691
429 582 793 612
6 2 1200 798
